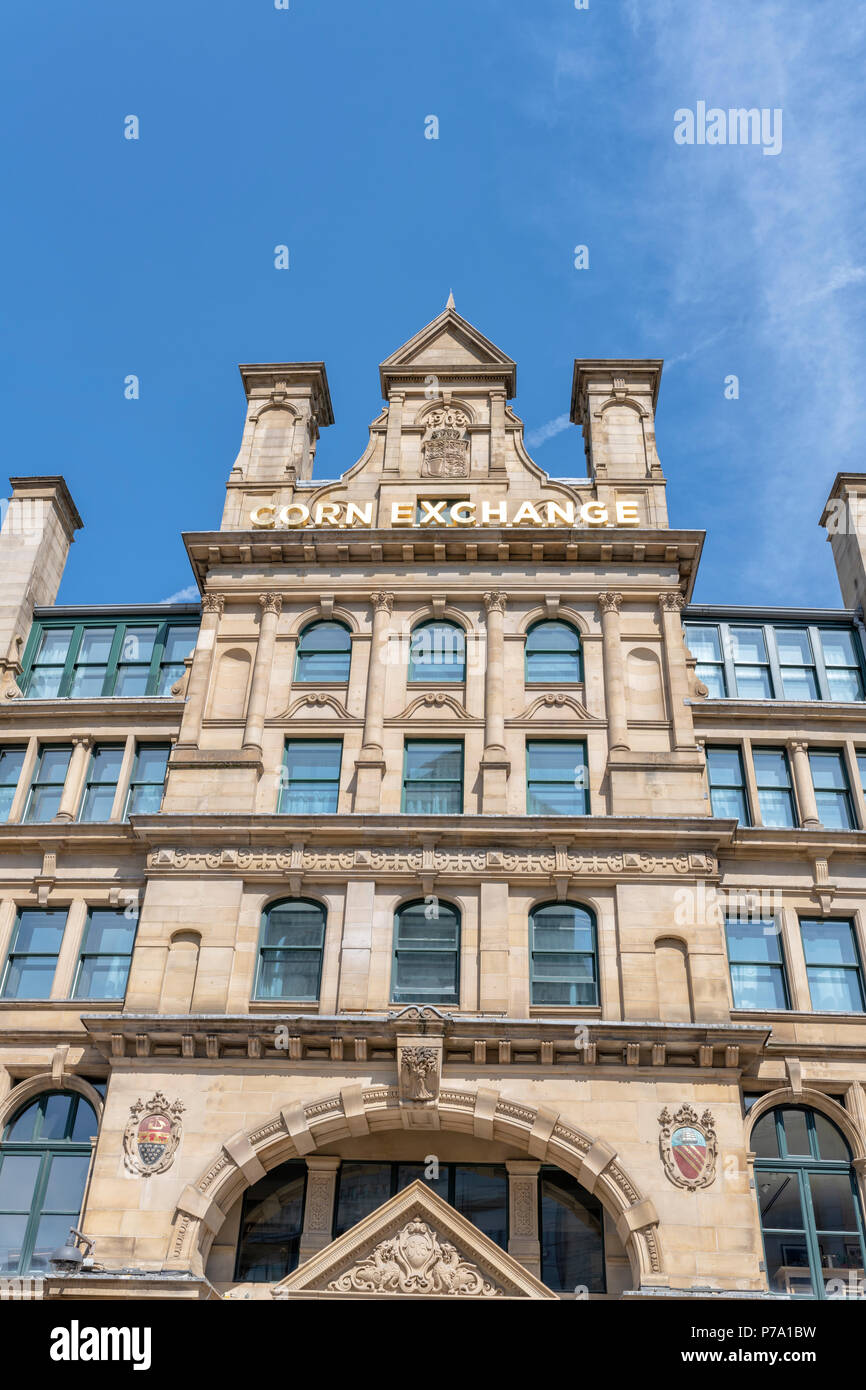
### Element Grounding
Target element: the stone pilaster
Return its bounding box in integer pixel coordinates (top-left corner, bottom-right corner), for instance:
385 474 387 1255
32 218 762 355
176 593 224 748
54 736 92 822
480 591 509 812
298 1156 341 1262
243 593 282 753
658 591 696 750
599 592 629 753
353 592 393 812
383 392 404 473
788 739 820 829
506 1160 542 1277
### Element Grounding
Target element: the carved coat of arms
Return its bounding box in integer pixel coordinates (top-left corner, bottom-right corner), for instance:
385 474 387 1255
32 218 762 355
658 1104 717 1189
122 1092 185 1176
328 1219 502 1297
421 406 470 477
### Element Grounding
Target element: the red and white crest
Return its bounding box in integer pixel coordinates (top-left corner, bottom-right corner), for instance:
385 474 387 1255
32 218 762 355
658 1104 717 1189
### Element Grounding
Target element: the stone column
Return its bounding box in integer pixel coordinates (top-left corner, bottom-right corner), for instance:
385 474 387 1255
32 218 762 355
298 1157 341 1262
55 736 92 822
243 593 282 752
383 392 404 473
177 593 223 747
788 739 820 828
506 1160 541 1277
489 390 507 474
598 592 629 752
480 592 510 812
353 591 393 812
658 590 696 750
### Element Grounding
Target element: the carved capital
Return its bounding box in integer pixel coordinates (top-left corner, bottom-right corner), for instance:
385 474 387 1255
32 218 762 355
371 591 395 616
788 739 809 755
598 591 622 615
258 593 283 616
659 591 685 612
201 593 225 615
483 591 507 615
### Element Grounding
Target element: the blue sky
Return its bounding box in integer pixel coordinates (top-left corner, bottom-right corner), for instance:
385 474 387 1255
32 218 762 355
1 0 863 607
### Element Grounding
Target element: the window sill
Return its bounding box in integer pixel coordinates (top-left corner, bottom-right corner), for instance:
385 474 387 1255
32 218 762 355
731 1007 866 1023
248 1000 321 1013
0 998 124 1009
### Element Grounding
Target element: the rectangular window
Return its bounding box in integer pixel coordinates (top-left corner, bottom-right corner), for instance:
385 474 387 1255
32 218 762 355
23 746 72 823
800 918 865 1013
526 740 589 815
279 740 342 814
0 909 67 1000
776 628 819 701
402 740 463 814
684 624 727 698
72 908 138 1000
857 750 866 801
725 917 790 1010
78 745 125 822
20 619 198 700
808 750 855 830
753 748 797 828
730 626 774 698
706 746 750 823
124 744 170 817
415 499 467 524
0 746 26 822
819 628 865 702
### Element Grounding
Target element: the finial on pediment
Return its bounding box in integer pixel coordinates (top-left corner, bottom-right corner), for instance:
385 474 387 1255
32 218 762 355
446 289 455 310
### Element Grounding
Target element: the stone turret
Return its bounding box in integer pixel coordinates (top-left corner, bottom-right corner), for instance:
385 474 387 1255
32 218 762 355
570 361 668 526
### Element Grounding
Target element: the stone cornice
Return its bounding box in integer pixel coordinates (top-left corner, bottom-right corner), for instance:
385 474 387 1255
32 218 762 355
0 697 184 728
691 697 866 724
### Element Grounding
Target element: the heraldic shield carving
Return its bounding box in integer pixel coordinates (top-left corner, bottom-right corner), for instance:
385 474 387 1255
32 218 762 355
421 406 470 477
122 1092 185 1176
658 1103 718 1189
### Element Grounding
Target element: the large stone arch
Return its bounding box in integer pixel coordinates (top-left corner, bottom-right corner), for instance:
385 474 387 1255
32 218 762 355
168 1084 662 1289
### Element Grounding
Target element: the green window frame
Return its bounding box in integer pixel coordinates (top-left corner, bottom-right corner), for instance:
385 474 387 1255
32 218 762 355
0 746 26 822
526 740 589 815
724 916 790 1010
72 908 138 1001
0 908 67 1000
23 745 72 823
294 621 352 684
391 898 460 1006
799 918 865 1013
683 619 866 703
253 898 326 1002
124 743 170 817
753 747 797 828
529 901 599 1006
753 1106 866 1298
401 740 463 814
78 744 125 822
525 620 583 684
278 740 342 814
705 745 751 824
808 750 856 829
407 621 466 684
0 1091 98 1275
20 617 199 699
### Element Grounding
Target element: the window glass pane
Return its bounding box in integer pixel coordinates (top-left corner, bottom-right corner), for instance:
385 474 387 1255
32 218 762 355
258 953 321 1000
38 748 71 783
539 1170 605 1293
295 622 352 682
86 746 124 785
807 968 864 1013
685 625 721 662
781 668 819 701
81 912 136 954
33 629 72 665
235 1163 308 1280
453 1166 508 1248
409 623 465 682
709 787 748 821
730 964 788 1010
706 748 744 785
286 741 342 779
776 629 812 666
526 622 581 682
531 904 595 953
162 626 197 663
762 1232 814 1296
0 1154 41 1210
734 666 773 699
753 751 789 788
730 627 768 662
757 1169 804 1229
119 627 156 664
5 1100 41 1142
133 745 170 783
69 1100 99 1143
813 1114 850 1163
820 630 859 668
12 910 66 954
781 1109 811 1157
725 919 783 964
750 1113 780 1159
263 903 325 948
809 753 848 790
698 665 727 698
826 669 863 701
29 1214 75 1271
808 1173 858 1232
0 747 25 822
405 742 462 781
801 920 859 966
758 789 796 828
127 784 163 815
816 1234 863 1288
40 1094 74 1140
77 629 114 664
42 1153 91 1210
334 1163 392 1238
74 956 132 1000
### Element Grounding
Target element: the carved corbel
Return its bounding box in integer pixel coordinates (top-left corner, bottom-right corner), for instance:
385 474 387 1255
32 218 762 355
811 856 837 915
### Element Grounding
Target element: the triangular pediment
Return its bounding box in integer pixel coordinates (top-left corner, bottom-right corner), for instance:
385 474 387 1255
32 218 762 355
271 1179 556 1299
380 307 517 396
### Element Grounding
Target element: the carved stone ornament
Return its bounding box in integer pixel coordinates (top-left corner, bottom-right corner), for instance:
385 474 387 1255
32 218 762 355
122 1092 185 1176
400 1046 440 1102
328 1218 500 1296
658 1103 717 1189
421 405 470 477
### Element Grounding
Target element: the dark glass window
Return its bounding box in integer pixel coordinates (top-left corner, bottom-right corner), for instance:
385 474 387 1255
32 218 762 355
72 909 138 1001
539 1168 606 1293
391 899 460 1006
78 745 124 822
23 745 71 822
234 1162 307 1282
254 899 325 1002
809 751 855 830
408 621 466 683
800 919 865 1013
530 902 599 1006
753 1107 865 1297
402 740 463 814
332 1162 508 1250
415 499 467 525
294 621 352 684
124 744 170 817
753 748 797 828
0 746 26 822
706 746 750 823
525 621 582 683
1 909 67 1000
526 740 589 815
279 740 342 814
0 1091 97 1274
21 619 198 700
725 917 789 1010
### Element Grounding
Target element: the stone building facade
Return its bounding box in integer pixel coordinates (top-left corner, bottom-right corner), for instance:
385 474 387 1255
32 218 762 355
1 303 866 1302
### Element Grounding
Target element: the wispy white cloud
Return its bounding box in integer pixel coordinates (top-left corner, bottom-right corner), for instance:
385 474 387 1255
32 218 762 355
160 584 199 604
526 413 571 448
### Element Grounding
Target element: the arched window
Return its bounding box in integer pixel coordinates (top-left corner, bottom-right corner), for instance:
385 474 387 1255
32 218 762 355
254 899 326 1002
530 902 599 1006
234 1160 307 1282
408 621 466 684
752 1105 866 1297
0 1091 97 1274
525 620 582 683
294 621 351 684
391 899 460 1006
